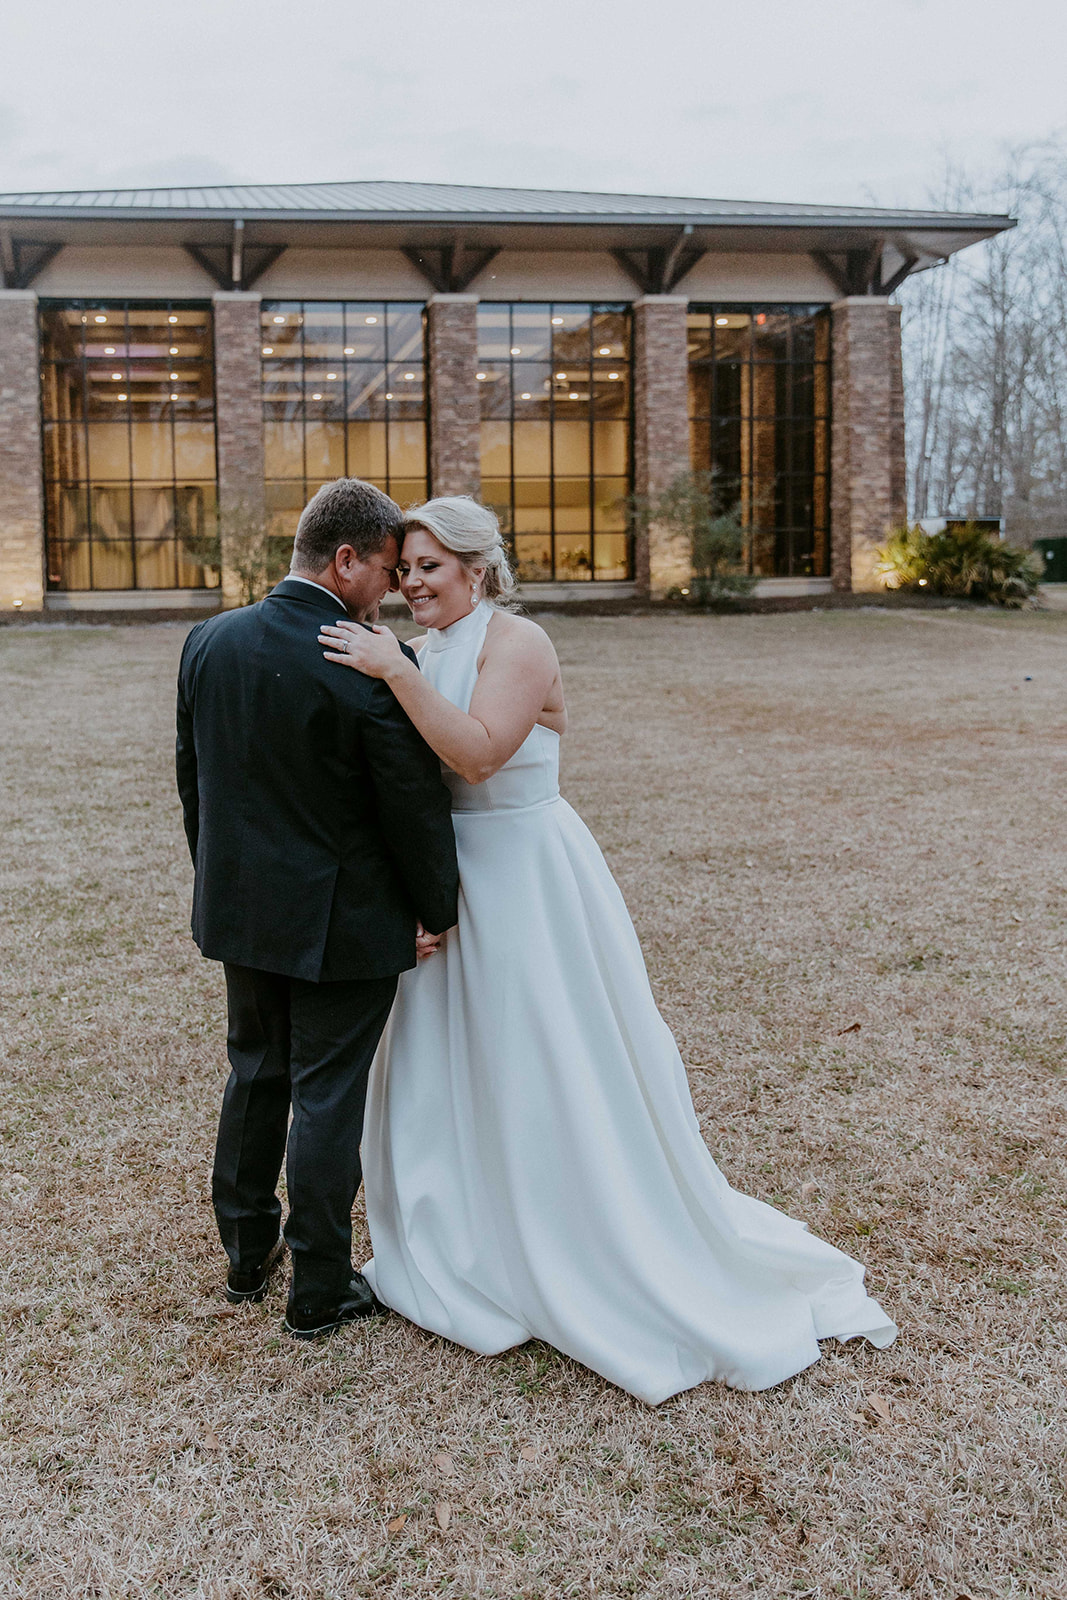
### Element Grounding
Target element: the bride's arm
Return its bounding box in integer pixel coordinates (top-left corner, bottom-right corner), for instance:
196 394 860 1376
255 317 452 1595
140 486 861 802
319 617 559 785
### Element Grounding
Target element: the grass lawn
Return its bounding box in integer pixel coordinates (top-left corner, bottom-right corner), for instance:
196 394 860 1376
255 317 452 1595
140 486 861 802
1 607 1065 1599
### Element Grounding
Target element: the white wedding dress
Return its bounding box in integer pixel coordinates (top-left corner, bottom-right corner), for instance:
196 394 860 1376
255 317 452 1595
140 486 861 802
361 601 895 1403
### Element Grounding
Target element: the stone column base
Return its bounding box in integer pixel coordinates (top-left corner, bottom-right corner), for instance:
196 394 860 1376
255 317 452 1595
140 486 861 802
427 296 480 498
0 291 45 611
830 297 907 593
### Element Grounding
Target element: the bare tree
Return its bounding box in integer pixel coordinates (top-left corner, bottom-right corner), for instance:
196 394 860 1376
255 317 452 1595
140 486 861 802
897 136 1067 545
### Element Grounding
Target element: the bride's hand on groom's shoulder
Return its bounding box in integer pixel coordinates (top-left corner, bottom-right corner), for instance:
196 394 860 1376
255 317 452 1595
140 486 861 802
319 620 407 680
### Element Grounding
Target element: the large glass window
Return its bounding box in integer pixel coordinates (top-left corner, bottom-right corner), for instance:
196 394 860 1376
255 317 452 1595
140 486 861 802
688 305 830 577
261 301 427 540
40 302 218 591
477 303 632 582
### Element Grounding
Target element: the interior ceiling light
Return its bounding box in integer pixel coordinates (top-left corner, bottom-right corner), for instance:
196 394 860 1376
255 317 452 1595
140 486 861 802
609 372 619 380
118 392 127 400
168 315 178 324
311 392 322 400
111 372 122 380
404 372 414 380
343 346 354 354
104 346 115 354
170 346 179 355
551 316 564 325
365 316 377 324
555 372 566 380
520 392 532 399
327 372 337 380
170 372 178 381
599 346 611 355
715 316 729 326
94 315 107 324
272 315 285 324
510 346 521 355
569 392 579 400
476 372 487 380
262 346 273 355
385 391 393 399
170 392 178 400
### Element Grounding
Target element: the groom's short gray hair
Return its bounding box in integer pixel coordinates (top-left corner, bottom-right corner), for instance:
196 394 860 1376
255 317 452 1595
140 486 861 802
292 478 404 572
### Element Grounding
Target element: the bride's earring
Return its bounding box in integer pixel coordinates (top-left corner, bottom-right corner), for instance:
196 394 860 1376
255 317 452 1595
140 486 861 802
470 586 479 609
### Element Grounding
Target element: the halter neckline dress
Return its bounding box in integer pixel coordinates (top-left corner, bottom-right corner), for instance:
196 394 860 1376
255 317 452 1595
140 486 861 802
361 600 895 1403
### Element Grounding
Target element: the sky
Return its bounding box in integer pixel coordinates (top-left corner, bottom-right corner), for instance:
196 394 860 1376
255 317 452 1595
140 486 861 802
1 0 1065 209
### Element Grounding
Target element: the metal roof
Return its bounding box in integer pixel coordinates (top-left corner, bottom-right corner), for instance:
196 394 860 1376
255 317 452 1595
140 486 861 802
0 179 1010 231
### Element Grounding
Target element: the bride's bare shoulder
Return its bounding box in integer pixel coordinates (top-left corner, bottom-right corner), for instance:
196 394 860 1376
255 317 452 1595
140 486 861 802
484 609 557 662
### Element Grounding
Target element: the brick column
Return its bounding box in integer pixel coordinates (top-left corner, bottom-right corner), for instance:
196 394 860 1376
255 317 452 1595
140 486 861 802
830 297 907 592
213 292 265 607
632 295 690 597
0 291 45 611
427 295 480 497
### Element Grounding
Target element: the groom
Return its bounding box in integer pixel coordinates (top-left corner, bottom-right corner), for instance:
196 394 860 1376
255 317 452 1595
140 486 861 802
176 478 458 1338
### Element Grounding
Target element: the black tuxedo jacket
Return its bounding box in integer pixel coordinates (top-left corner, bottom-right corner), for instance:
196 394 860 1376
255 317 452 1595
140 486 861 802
176 578 459 982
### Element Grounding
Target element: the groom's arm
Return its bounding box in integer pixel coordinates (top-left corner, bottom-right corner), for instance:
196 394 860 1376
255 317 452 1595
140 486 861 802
360 678 459 937
175 628 201 863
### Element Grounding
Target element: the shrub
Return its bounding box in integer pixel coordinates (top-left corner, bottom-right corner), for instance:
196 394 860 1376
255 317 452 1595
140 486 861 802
631 471 756 601
181 500 291 606
877 523 1042 606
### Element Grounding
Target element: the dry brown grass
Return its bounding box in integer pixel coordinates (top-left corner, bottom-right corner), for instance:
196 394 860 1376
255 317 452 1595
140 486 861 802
1 607 1065 1600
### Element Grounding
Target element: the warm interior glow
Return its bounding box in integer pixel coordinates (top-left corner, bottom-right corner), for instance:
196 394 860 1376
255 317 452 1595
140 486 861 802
104 346 115 354
272 315 285 324
555 372 566 380
311 392 322 400
94 315 107 324
608 372 619 380
715 316 729 326
599 346 610 354
476 372 487 380
569 392 579 400
168 315 178 324
520 392 532 399
170 372 178 380
262 345 273 355
111 372 122 380
385 391 393 399
170 346 179 355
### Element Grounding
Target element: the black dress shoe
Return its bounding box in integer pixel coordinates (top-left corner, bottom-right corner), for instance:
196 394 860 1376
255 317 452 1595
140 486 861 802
225 1236 285 1304
284 1272 387 1340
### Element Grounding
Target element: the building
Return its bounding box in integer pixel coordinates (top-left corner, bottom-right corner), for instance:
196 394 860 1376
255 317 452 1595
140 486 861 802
0 181 1012 614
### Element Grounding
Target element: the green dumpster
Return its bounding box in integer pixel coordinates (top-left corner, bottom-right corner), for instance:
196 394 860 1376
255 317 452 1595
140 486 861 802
1034 538 1067 583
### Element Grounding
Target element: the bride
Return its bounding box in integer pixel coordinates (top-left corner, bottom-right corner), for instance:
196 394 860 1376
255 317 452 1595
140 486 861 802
319 495 895 1404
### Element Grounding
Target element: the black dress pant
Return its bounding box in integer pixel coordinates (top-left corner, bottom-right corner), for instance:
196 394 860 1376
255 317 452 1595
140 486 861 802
213 963 398 1306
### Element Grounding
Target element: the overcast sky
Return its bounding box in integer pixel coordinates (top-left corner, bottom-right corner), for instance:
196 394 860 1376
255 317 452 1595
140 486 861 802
1 0 1064 209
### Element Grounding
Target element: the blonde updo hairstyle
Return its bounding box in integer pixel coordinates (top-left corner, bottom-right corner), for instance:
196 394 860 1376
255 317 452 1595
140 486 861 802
402 496 518 609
